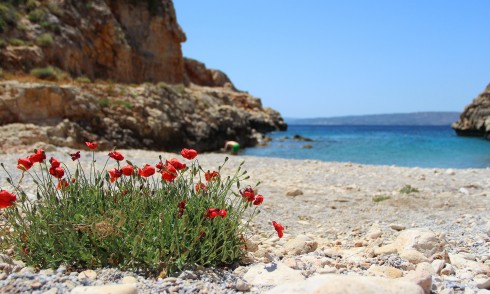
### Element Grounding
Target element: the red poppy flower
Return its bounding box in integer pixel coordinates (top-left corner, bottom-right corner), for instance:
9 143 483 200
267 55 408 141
0 190 16 209
219 209 227 218
122 164 134 176
177 200 186 217
204 208 220 219
138 164 155 177
28 149 46 164
108 151 124 161
253 195 264 206
272 221 284 238
85 141 98 149
195 182 208 193
181 148 198 160
57 179 69 190
162 170 177 182
17 157 33 171
70 151 81 161
108 168 123 183
71 177 76 183
166 158 186 170
239 186 256 202
155 161 164 172
49 157 61 168
205 170 219 182
49 166 65 178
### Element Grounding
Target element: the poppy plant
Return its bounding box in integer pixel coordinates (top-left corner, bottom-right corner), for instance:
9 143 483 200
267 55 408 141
121 164 134 176
181 148 198 160
253 195 264 206
70 151 81 161
138 164 155 177
0 190 16 209
195 182 207 193
49 167 65 178
57 179 69 190
272 221 284 238
239 186 256 202
166 158 186 170
109 151 124 161
49 157 61 168
17 158 33 171
177 200 186 217
108 168 123 183
205 170 219 182
162 164 177 182
85 141 98 149
204 208 220 219
28 149 46 164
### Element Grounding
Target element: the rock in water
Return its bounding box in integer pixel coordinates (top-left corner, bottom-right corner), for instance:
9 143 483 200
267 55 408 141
453 83 490 139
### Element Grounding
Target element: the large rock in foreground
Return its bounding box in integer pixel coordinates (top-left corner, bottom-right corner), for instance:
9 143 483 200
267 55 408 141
452 83 490 138
0 81 286 153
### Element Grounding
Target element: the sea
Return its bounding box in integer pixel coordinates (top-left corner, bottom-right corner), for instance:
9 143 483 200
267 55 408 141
242 125 490 169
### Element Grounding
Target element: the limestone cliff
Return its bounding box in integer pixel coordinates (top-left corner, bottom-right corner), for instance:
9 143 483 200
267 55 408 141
452 84 490 139
0 0 286 152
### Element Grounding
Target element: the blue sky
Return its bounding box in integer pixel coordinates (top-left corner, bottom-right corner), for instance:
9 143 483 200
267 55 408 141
174 1 490 118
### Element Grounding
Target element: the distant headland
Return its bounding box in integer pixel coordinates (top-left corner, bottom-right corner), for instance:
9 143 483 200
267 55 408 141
286 112 460 126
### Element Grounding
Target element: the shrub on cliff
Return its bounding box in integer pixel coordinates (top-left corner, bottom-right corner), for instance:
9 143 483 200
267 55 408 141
0 146 283 276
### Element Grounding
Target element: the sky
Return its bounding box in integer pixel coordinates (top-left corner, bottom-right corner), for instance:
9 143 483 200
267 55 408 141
173 1 490 118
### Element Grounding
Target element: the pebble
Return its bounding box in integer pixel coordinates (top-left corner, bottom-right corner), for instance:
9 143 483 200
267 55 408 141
389 223 406 231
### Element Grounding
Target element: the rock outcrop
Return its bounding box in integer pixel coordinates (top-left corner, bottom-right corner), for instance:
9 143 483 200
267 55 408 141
452 83 490 138
0 81 286 153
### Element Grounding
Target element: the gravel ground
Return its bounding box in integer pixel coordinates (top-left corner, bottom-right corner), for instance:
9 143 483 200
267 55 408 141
0 147 489 293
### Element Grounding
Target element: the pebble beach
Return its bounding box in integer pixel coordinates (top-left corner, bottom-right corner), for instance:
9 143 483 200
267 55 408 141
1 147 489 293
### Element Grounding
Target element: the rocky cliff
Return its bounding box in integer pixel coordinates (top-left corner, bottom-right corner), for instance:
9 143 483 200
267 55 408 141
452 84 490 139
0 0 286 152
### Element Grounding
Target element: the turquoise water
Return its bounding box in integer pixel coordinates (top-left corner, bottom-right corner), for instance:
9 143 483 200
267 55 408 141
243 125 490 169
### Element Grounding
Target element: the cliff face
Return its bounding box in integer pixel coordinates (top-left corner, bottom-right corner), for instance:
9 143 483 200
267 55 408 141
0 0 286 152
452 84 490 139
1 0 186 84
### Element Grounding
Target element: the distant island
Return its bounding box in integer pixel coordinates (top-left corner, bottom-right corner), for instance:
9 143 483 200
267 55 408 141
286 112 460 126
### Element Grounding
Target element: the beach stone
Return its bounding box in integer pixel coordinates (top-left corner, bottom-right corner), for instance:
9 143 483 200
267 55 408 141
400 249 430 264
475 277 490 289
245 239 259 252
121 276 138 284
0 273 7 280
43 288 58 294
373 244 397 256
235 278 251 291
449 253 490 275
367 265 403 279
393 228 446 258
403 262 434 294
243 262 304 286
78 269 97 280
283 235 318 255
265 274 423 294
390 223 406 231
30 281 43 289
441 264 456 276
432 259 446 274
71 284 137 294
285 189 303 197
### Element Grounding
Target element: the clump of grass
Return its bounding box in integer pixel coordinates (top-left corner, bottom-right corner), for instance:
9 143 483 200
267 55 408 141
0 147 276 276
27 8 45 23
9 38 26 46
98 98 110 108
30 66 67 80
76 76 92 84
35 33 53 47
399 184 419 194
372 195 391 203
0 3 18 33
113 99 133 109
